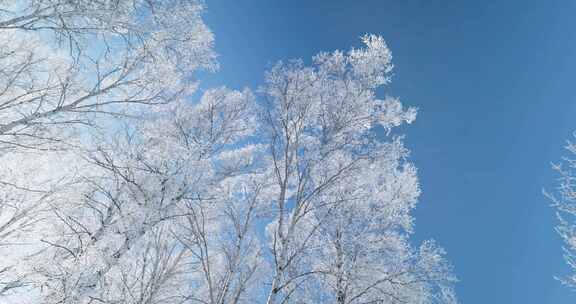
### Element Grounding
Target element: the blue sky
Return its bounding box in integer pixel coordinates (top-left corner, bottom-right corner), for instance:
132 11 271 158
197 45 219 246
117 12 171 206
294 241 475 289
200 1 576 303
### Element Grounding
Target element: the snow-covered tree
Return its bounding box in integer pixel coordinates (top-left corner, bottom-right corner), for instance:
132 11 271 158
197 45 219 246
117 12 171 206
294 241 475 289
547 136 576 289
28 87 262 304
0 0 216 302
259 34 456 304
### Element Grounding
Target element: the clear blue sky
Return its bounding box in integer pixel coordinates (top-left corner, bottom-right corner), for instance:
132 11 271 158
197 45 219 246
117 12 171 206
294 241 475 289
200 1 576 303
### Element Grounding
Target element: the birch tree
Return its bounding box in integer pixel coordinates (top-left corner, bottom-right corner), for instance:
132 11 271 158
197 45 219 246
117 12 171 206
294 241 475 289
0 86 263 303
0 0 216 302
260 34 456 304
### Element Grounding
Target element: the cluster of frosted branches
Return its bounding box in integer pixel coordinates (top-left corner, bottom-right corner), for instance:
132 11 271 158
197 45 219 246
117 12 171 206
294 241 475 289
0 0 216 153
548 137 576 289
0 1 457 303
